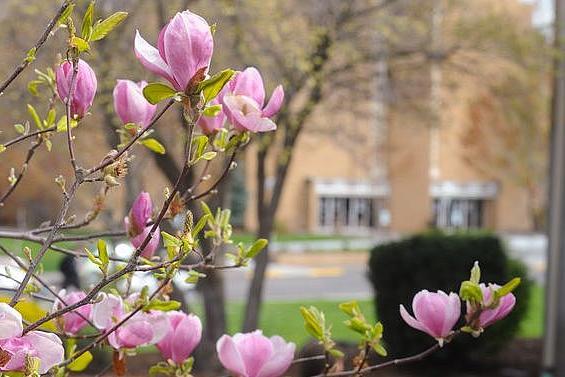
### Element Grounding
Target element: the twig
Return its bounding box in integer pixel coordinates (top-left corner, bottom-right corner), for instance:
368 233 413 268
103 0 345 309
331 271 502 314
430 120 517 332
0 137 44 207
65 57 80 173
0 0 72 95
1 126 55 149
85 99 175 176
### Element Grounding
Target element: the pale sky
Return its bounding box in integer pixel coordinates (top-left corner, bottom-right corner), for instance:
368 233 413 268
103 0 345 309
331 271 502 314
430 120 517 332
521 0 553 27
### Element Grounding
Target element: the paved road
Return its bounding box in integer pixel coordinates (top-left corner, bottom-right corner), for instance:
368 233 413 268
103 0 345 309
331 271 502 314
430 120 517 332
0 233 548 302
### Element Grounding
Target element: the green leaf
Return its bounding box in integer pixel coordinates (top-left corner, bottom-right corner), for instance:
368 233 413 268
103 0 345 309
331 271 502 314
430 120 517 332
200 201 213 218
71 36 90 52
57 3 75 26
0 145 5 154
27 104 42 129
81 1 95 40
470 261 481 284
141 138 166 154
202 104 222 117
90 12 128 41
84 247 102 267
495 277 521 298
185 270 206 284
213 128 229 150
45 109 56 128
197 69 235 103
300 306 324 340
459 280 483 303
145 299 181 311
161 231 182 248
143 83 177 105
25 47 36 63
372 342 387 357
68 351 93 372
200 151 217 161
339 301 361 317
14 124 25 134
97 239 109 267
246 239 268 259
192 214 211 238
56 116 78 132
27 80 42 96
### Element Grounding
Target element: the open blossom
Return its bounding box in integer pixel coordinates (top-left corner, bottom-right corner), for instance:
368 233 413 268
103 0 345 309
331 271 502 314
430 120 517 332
56 59 97 118
0 303 64 374
53 290 92 335
468 283 516 329
221 67 284 133
125 192 160 258
113 80 157 126
217 330 295 377
400 290 461 344
91 293 170 350
157 311 202 364
134 10 213 92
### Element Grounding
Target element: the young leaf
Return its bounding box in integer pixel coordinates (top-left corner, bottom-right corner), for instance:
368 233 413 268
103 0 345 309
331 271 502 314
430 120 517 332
141 138 166 154
81 1 95 40
56 116 78 132
192 214 211 238
97 239 109 267
143 83 177 104
68 351 93 372
145 299 181 312
57 3 75 26
494 277 521 299
200 151 217 161
14 124 25 134
198 69 235 103
202 104 222 117
459 280 483 303
470 261 481 284
90 12 128 41
27 104 42 129
71 36 90 52
25 47 36 63
245 239 268 259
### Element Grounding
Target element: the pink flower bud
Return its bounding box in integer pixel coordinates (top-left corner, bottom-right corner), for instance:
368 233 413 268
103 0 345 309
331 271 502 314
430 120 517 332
125 192 153 237
467 283 516 329
53 290 92 335
216 330 295 377
113 80 157 126
196 99 226 134
131 224 161 258
134 10 213 92
221 67 284 133
108 311 170 350
157 311 202 364
0 331 64 374
56 59 97 118
400 290 461 344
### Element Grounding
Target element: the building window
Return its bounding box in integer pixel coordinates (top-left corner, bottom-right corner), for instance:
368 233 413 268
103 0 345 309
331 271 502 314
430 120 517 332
318 196 387 233
433 198 484 230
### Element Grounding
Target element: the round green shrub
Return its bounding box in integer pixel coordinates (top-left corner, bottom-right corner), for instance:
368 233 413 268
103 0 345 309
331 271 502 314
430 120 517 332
368 231 531 361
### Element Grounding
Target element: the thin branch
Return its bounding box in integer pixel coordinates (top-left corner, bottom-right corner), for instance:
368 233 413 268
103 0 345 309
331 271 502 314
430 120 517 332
86 99 175 176
1 126 56 149
0 137 44 208
0 0 72 96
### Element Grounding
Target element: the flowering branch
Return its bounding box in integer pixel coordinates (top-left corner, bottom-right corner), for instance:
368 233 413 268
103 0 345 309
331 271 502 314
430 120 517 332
0 0 73 96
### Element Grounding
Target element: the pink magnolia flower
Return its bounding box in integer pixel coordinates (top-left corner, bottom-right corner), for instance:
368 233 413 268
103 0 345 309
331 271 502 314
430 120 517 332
217 330 295 377
134 10 213 92
125 192 160 258
468 283 516 329
197 98 226 134
221 67 284 133
91 293 170 350
0 303 64 374
113 80 157 126
56 59 97 118
400 290 461 344
156 311 202 364
53 290 92 335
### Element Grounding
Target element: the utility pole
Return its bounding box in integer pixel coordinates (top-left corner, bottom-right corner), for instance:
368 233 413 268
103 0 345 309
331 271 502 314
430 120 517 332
543 0 565 375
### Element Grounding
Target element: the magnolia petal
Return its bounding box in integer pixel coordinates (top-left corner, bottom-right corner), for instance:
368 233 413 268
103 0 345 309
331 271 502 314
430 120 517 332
22 331 64 374
134 30 175 86
257 336 295 377
262 85 284 118
217 335 247 377
0 303 23 339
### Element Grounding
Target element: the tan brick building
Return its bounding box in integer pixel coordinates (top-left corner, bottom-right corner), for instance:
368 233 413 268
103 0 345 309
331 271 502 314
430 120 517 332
242 0 539 236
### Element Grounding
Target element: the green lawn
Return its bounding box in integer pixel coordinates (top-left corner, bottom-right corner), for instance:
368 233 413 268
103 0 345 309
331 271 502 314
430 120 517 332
0 238 66 271
192 283 544 346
